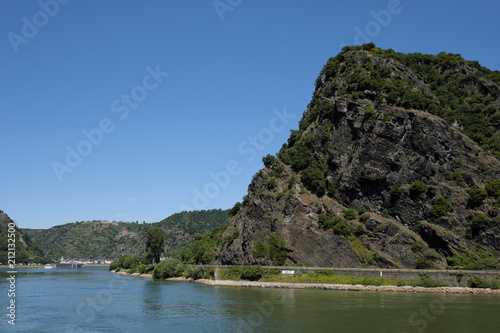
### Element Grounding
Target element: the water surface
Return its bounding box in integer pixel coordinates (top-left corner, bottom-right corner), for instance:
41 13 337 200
1 267 498 332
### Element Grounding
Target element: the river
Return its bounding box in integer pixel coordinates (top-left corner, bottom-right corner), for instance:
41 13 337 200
1 266 499 332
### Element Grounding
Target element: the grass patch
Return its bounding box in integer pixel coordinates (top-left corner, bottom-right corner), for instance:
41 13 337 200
467 276 500 289
348 236 376 265
261 271 446 288
447 248 500 270
218 266 281 281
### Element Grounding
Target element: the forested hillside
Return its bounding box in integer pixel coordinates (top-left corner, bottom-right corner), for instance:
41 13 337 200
0 210 45 263
23 209 228 260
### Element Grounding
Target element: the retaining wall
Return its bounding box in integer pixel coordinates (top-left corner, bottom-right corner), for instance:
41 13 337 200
206 265 500 287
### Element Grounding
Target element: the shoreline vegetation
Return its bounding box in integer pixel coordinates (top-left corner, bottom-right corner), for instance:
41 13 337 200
109 270 500 295
0 264 110 268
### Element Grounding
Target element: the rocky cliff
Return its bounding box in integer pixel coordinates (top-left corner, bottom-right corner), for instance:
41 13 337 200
217 44 500 269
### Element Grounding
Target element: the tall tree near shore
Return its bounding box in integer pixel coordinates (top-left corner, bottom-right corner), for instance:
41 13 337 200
146 227 166 265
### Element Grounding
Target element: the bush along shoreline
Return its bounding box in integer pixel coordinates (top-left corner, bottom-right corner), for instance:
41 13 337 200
110 256 214 280
109 258 500 294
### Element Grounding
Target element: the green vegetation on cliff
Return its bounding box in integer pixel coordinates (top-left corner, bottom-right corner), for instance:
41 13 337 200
310 43 500 159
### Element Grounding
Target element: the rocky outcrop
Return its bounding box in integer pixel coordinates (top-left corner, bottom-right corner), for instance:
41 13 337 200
216 46 500 269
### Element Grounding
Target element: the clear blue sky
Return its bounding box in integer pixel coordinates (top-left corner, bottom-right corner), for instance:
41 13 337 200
1 0 499 229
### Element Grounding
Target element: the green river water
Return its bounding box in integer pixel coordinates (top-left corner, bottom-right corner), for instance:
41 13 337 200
1 266 499 332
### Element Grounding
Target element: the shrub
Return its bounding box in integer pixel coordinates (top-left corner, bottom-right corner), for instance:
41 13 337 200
153 259 182 279
300 166 327 196
229 202 241 216
278 144 291 164
192 266 206 280
447 248 500 270
109 259 121 271
288 145 314 171
318 214 335 230
252 238 270 261
409 180 426 196
359 214 370 223
111 255 143 270
467 276 499 289
343 208 358 220
354 225 365 236
467 186 487 207
467 214 492 237
287 176 298 189
429 196 451 219
422 248 441 260
269 233 288 266
262 154 276 168
351 91 365 99
416 257 433 269
467 276 488 288
364 106 376 119
272 164 285 177
357 206 367 215
327 181 337 197
276 191 286 201
485 180 500 198
411 243 424 253
318 214 354 236
416 277 446 288
181 265 195 279
333 218 354 236
322 125 333 141
219 267 244 280
221 229 239 246
137 264 154 274
240 266 263 281
445 170 467 185
266 178 278 190
204 268 215 279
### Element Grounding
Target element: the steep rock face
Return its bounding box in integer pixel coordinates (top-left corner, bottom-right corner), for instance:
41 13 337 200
218 192 361 267
217 46 500 268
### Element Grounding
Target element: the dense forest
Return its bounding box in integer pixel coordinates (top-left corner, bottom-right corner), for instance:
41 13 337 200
23 209 228 260
0 210 45 263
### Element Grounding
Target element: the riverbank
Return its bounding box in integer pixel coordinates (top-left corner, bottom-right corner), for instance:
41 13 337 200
0 264 109 268
0 264 44 268
109 270 500 295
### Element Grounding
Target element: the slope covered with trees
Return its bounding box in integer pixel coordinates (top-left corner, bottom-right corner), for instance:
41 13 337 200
23 209 228 260
0 210 45 264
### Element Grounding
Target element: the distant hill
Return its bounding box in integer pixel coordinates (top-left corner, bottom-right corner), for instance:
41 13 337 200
155 210 230 252
23 209 228 260
0 210 45 264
